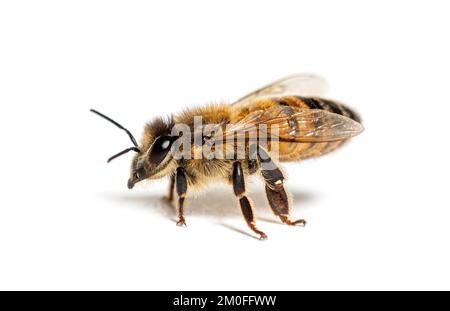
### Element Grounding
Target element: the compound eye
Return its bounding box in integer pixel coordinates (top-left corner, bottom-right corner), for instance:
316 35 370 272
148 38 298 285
135 167 146 180
149 136 173 165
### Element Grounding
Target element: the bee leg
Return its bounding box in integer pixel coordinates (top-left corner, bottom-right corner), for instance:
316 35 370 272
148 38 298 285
257 147 306 226
265 185 306 226
163 175 175 203
232 161 267 240
175 167 187 227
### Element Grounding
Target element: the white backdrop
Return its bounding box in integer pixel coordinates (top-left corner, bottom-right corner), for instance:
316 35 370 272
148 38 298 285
1 1 449 290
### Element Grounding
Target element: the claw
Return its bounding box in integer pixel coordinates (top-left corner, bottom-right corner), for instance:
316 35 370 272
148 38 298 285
259 232 268 240
176 218 187 227
292 219 307 226
280 215 306 226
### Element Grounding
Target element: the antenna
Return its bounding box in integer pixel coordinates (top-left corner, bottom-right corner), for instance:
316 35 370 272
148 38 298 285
90 109 139 148
90 109 141 162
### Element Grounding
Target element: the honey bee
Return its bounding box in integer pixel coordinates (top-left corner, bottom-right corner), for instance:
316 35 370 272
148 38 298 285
91 74 363 239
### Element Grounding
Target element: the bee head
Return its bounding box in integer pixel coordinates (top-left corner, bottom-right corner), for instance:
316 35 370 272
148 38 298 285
90 109 176 189
127 116 177 189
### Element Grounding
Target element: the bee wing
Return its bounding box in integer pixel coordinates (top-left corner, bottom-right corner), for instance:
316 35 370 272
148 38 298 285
213 105 364 144
232 74 328 107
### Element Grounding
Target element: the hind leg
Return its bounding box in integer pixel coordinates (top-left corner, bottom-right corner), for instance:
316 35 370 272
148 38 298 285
257 147 306 226
265 184 306 226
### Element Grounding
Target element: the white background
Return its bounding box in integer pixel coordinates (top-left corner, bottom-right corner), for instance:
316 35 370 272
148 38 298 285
1 1 449 290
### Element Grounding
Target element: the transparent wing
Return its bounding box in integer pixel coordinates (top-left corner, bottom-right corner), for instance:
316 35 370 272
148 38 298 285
232 74 328 107
212 105 363 144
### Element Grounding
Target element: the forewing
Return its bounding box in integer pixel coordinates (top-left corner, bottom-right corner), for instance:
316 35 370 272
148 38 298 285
272 108 364 142
213 105 363 144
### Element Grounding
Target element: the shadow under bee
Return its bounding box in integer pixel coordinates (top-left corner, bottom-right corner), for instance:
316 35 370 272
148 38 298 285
106 187 316 234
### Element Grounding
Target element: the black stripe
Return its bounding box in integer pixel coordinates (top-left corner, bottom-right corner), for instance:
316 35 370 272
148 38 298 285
320 99 344 115
341 106 361 123
274 98 289 106
309 97 324 109
297 96 323 109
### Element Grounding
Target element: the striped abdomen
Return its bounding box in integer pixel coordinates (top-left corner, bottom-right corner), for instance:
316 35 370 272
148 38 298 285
264 96 361 161
273 96 361 123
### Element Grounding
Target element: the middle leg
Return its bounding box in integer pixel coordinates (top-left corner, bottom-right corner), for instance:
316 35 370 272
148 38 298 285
232 161 267 240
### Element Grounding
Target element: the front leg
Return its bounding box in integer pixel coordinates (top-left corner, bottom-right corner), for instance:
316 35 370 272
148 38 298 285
176 167 187 226
164 175 175 203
